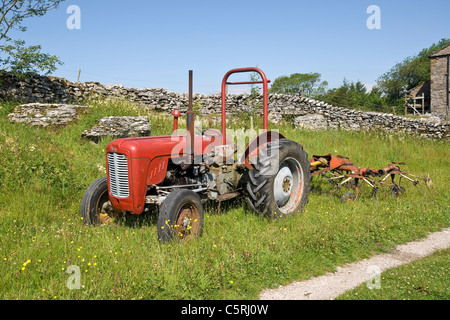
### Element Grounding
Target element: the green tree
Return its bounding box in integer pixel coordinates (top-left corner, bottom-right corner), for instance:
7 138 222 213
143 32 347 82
0 0 64 76
269 72 328 97
320 79 387 112
377 38 450 107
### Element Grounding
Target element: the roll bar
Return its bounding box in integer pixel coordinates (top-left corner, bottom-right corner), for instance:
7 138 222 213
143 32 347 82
221 67 271 145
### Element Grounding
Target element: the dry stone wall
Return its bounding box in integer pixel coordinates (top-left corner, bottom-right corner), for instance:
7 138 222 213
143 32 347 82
1 71 448 140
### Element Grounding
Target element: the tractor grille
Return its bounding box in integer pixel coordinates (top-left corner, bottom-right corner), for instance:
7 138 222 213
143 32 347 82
107 153 130 198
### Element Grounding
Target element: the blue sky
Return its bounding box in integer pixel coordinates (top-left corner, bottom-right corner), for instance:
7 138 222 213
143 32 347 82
11 0 450 94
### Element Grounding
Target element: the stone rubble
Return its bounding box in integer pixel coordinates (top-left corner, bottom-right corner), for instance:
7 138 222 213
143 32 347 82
81 116 151 142
7 103 89 127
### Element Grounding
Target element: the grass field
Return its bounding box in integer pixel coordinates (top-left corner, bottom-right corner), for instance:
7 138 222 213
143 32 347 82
0 98 449 300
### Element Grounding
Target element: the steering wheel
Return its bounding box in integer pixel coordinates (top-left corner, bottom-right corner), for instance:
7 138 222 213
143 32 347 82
202 128 222 138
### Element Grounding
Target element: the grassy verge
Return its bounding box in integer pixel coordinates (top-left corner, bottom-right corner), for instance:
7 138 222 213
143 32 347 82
0 98 449 300
337 248 450 300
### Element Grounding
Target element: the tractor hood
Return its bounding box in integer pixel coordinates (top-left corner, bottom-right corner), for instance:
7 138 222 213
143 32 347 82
106 135 187 160
106 133 222 160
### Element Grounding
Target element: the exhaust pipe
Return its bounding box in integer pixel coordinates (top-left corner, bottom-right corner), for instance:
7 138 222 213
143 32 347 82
186 70 195 164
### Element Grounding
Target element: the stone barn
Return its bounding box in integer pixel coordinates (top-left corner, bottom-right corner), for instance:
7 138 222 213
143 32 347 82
429 45 450 120
406 80 431 115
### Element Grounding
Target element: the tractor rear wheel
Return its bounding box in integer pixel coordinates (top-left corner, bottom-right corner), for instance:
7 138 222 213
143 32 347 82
157 189 204 243
246 139 311 219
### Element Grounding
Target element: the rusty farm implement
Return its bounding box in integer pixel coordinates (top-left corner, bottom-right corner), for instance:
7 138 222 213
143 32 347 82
310 154 432 203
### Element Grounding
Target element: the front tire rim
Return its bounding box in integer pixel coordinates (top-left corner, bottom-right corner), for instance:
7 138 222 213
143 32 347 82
96 190 114 224
174 202 200 241
273 157 304 214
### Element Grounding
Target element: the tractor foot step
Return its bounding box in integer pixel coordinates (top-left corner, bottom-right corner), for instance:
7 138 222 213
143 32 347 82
215 192 241 202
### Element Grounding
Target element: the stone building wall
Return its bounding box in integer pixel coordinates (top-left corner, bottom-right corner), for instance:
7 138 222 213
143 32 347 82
1 71 449 140
430 45 450 119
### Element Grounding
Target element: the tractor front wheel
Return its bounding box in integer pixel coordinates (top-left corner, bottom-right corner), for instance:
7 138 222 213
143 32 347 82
157 189 204 243
80 177 119 225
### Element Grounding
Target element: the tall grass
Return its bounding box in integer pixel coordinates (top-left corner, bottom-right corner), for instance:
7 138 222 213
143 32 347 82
0 98 448 300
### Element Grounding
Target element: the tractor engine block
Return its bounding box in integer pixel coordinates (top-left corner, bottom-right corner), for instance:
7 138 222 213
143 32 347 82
203 162 244 200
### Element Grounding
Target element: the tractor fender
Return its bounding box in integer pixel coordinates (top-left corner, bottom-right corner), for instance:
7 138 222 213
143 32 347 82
240 130 286 169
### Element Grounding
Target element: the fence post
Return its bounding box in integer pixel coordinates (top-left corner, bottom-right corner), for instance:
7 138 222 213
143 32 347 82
404 94 407 116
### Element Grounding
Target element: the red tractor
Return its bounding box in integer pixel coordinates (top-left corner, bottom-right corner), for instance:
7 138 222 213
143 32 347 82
81 68 311 242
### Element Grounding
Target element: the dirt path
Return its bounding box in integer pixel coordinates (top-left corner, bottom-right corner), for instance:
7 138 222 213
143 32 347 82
259 228 450 300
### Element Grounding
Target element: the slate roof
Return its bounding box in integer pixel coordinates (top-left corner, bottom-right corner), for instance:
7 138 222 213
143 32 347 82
429 44 450 58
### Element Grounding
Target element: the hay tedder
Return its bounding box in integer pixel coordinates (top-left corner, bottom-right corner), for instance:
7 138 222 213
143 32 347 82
80 67 431 243
310 154 432 203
